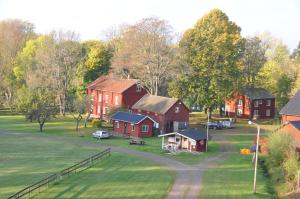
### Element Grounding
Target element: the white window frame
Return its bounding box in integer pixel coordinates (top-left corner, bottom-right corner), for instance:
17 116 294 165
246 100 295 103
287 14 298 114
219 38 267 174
254 100 259 107
103 107 110 114
141 125 149 132
266 100 271 106
131 124 135 131
98 94 102 102
237 109 243 116
104 95 109 103
136 84 141 92
238 99 243 106
175 107 180 113
254 110 259 116
266 109 271 117
259 100 263 105
97 105 101 114
116 121 120 128
115 96 119 105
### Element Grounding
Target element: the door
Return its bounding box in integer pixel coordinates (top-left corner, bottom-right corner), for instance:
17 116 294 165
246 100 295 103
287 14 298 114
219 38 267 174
173 121 179 131
124 123 127 135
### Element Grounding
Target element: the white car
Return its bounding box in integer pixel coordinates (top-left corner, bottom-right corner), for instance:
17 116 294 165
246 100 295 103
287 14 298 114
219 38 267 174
92 130 110 139
220 121 235 129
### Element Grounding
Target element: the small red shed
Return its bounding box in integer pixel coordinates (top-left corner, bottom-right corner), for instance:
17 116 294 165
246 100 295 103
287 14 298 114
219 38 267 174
158 129 207 152
111 111 157 138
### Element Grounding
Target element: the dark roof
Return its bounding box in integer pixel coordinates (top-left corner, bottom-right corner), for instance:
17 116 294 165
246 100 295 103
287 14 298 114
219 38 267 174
243 88 275 100
111 111 155 124
179 129 207 140
280 91 300 116
290 121 300 131
132 94 187 114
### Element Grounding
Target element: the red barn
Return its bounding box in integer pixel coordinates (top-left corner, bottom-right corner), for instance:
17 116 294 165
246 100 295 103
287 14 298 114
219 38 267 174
279 91 300 150
131 94 189 134
86 75 148 119
225 88 275 119
111 111 156 138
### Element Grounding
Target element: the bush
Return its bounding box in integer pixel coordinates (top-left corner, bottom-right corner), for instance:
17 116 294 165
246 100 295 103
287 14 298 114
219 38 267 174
283 152 300 189
267 132 295 167
91 119 102 128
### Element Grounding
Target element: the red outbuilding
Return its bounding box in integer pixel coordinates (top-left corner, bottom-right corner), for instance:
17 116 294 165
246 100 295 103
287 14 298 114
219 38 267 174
86 75 148 119
225 88 275 119
111 111 156 138
279 91 300 150
131 94 189 134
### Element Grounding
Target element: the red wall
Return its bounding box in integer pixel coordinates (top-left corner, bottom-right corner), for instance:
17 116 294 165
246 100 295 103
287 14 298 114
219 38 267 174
132 100 189 133
112 118 153 138
122 85 148 108
281 124 300 150
88 84 148 119
281 115 300 123
225 92 275 119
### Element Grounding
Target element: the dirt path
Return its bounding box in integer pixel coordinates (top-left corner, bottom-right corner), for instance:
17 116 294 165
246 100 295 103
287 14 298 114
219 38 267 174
1 130 235 199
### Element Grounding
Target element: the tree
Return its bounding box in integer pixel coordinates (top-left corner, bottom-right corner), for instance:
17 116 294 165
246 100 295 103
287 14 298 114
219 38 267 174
0 20 35 108
179 9 244 116
69 95 89 131
242 37 267 87
112 17 176 95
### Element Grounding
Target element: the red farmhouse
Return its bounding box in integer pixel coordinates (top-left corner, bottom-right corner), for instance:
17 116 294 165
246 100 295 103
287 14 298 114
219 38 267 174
86 76 148 119
131 94 189 134
111 111 156 138
225 88 275 119
279 91 300 150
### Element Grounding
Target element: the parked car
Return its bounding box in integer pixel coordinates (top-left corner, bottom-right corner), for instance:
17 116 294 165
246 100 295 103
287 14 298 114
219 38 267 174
203 122 223 130
220 121 235 129
92 130 111 139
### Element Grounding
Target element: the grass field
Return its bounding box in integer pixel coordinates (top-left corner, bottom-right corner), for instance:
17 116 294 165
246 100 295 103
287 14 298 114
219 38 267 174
199 133 271 199
0 114 220 165
0 132 174 199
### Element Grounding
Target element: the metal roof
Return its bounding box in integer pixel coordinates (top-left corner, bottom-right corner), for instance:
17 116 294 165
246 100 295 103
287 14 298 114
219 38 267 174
290 121 300 131
279 91 300 116
243 88 275 100
132 94 180 114
111 111 156 124
159 129 207 141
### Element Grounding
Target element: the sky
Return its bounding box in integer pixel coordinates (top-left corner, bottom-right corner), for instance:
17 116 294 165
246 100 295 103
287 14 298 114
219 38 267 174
0 0 299 50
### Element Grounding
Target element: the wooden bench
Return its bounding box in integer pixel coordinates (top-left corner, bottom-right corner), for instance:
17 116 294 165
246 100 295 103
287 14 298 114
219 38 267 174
129 139 145 145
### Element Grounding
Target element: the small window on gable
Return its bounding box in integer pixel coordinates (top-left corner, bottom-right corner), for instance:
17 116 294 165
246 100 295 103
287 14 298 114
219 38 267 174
136 83 142 92
175 107 180 113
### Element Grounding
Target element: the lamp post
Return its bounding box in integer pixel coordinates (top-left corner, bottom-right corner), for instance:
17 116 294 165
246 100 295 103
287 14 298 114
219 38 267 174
248 120 260 194
206 108 210 152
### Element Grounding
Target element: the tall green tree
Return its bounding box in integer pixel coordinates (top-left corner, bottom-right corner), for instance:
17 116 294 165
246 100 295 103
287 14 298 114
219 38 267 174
178 9 244 114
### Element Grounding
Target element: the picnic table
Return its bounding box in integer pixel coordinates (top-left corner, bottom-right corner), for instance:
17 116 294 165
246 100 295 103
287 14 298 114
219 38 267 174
129 139 145 145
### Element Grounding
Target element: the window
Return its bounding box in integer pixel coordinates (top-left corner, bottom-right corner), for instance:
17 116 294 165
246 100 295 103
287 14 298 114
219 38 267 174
104 95 109 103
136 84 141 92
116 121 120 128
175 107 180 113
254 100 259 107
131 124 135 131
141 125 149 132
115 96 119 105
259 100 263 105
266 109 271 117
98 94 102 102
237 109 243 116
103 107 110 114
254 110 259 116
97 106 101 114
267 100 271 106
238 99 243 106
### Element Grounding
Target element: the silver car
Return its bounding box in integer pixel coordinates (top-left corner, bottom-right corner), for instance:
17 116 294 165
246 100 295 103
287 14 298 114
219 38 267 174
92 130 111 139
220 121 235 129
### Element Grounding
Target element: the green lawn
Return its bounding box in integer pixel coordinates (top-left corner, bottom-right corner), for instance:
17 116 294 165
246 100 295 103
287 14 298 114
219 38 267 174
199 133 271 199
0 132 174 199
0 114 221 165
